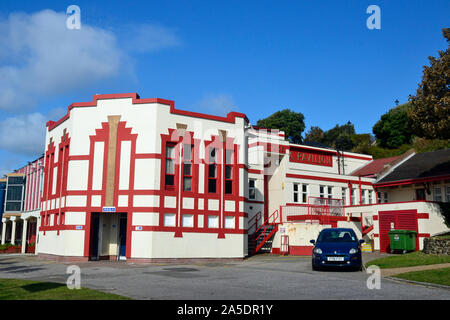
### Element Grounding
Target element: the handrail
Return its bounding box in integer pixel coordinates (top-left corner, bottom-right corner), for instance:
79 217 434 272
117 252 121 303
254 209 279 242
248 211 262 235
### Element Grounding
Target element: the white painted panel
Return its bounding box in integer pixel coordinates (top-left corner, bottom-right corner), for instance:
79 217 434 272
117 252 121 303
52 166 58 195
132 212 159 226
164 196 177 208
198 214 204 228
92 142 104 190
118 195 128 207
133 195 159 207
65 212 86 225
134 158 156 190
119 140 131 190
66 195 87 207
208 199 219 211
198 198 204 210
224 200 235 212
67 160 89 190
182 197 194 209
91 195 101 207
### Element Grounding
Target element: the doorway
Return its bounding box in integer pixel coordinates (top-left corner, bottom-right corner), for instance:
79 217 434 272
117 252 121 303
89 212 127 261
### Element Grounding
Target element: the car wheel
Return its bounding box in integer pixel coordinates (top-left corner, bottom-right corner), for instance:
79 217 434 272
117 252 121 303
312 264 318 271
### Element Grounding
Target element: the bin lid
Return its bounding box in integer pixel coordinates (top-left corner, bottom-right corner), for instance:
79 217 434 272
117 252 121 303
388 229 417 234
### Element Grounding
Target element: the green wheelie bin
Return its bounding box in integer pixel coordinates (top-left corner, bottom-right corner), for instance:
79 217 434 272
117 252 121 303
388 230 417 253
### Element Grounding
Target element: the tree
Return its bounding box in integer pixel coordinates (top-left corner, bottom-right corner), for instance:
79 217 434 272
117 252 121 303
256 109 305 144
408 28 450 139
304 126 324 143
322 121 356 151
372 102 413 148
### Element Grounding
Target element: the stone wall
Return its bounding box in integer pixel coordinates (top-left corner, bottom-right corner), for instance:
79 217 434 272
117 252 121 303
422 237 450 255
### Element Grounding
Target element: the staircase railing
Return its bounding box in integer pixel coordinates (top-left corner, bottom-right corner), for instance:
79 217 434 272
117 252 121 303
251 209 280 254
248 211 262 236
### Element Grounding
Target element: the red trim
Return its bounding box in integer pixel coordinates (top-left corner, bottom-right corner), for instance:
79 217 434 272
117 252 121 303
272 245 313 256
47 93 249 131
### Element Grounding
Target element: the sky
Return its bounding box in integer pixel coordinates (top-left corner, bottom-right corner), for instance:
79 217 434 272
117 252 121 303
0 0 449 175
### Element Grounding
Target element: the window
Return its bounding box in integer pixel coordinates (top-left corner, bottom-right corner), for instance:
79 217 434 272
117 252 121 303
224 216 235 229
351 188 356 205
183 144 193 192
182 214 194 227
165 144 175 187
208 215 219 228
368 190 373 204
164 213 176 227
301 184 308 203
377 191 382 203
327 186 332 199
208 148 217 193
416 189 426 201
249 179 256 200
434 187 442 202
446 187 450 202
383 192 389 203
361 190 366 204
319 185 325 198
342 188 347 205
293 183 299 203
225 149 233 194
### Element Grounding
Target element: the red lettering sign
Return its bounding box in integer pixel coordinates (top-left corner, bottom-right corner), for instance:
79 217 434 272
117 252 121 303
289 148 333 167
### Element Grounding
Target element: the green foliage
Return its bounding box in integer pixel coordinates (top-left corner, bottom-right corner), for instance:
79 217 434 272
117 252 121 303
304 126 324 143
322 121 356 151
372 103 413 148
436 202 450 228
408 28 450 139
256 109 305 144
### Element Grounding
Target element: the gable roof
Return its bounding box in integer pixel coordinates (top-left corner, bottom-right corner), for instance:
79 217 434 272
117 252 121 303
351 155 402 178
376 148 450 186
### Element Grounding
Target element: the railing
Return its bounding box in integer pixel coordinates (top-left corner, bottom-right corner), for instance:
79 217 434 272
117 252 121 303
253 209 279 246
248 211 262 235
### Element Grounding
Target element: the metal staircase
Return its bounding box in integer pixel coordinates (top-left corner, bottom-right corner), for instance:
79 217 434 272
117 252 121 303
248 209 279 256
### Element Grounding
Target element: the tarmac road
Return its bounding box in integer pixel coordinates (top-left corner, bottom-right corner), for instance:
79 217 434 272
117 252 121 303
0 253 448 300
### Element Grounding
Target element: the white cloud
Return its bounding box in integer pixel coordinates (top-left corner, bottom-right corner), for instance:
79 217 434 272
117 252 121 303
0 112 47 156
0 9 123 112
122 23 181 53
196 93 238 116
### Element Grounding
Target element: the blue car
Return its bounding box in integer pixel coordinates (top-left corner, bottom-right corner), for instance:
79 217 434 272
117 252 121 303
310 228 364 271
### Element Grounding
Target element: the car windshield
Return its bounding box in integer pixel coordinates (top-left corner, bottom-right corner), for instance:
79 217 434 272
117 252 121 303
317 230 357 243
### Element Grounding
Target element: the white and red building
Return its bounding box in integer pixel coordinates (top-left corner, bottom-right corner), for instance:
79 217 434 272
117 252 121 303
36 93 449 262
1 156 44 253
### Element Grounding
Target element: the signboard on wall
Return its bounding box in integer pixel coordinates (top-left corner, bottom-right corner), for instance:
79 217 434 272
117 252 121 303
289 147 333 167
102 206 116 213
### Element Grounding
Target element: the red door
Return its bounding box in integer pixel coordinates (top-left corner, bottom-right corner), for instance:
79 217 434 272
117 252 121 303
379 210 418 253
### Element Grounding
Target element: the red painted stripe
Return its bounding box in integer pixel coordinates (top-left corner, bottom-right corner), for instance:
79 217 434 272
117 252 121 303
286 173 373 186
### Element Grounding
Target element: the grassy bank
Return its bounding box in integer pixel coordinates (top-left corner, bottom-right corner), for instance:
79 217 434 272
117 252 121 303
393 267 450 287
365 251 450 269
0 278 131 300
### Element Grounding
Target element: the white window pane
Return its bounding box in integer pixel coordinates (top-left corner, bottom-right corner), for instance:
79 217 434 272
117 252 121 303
208 215 219 228
164 213 176 227
182 214 194 227
224 216 235 229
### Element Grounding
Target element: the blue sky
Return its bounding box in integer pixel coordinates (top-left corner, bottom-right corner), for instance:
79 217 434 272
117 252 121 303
0 0 449 174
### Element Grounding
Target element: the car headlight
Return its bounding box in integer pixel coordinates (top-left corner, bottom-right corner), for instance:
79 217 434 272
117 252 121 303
313 248 322 254
349 248 358 254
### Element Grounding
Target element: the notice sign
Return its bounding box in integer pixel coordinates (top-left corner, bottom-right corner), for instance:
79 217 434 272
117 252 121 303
102 206 116 213
289 148 332 167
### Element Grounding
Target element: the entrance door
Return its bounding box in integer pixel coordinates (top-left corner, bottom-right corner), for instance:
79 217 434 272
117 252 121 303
379 210 418 253
118 213 127 260
90 213 100 260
